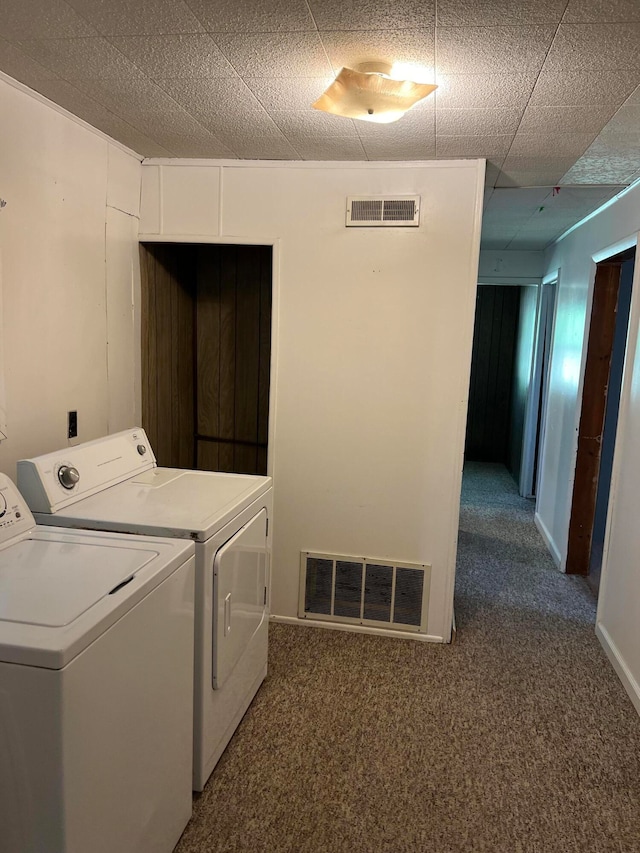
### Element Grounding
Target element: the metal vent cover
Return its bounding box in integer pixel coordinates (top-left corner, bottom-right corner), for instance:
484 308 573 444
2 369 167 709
299 552 430 633
346 196 420 227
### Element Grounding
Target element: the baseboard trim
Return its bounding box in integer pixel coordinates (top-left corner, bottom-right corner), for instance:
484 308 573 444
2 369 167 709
596 622 640 717
534 510 562 569
269 614 444 643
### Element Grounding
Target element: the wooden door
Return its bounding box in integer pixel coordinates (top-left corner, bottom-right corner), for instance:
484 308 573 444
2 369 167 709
566 260 625 575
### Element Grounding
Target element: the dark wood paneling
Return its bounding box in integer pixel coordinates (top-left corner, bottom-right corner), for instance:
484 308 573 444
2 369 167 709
566 262 621 575
195 244 272 476
465 285 520 464
139 243 196 469
141 242 271 476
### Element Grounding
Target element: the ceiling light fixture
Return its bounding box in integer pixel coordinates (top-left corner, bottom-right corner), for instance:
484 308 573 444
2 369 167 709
312 62 437 124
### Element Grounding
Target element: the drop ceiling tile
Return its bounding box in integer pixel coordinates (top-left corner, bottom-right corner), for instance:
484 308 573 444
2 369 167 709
64 0 204 36
436 108 522 136
436 135 513 157
437 0 567 26
244 77 333 111
227 137 302 159
625 85 640 105
507 132 596 158
290 137 367 160
528 70 640 106
213 33 333 77
561 156 640 184
497 157 579 187
157 76 262 116
109 35 237 79
436 26 555 74
187 0 316 33
563 0 640 22
308 0 435 31
0 0 98 40
319 29 435 76
0 38 59 87
517 105 619 135
435 73 535 109
270 110 360 138
543 24 640 71
18 37 140 80
360 138 436 160
151 131 235 158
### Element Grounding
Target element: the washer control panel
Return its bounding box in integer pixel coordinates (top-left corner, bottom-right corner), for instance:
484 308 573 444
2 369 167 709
16 428 156 514
0 474 36 544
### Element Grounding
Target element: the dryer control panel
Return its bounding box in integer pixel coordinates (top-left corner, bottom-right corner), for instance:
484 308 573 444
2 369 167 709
16 429 156 514
0 474 36 545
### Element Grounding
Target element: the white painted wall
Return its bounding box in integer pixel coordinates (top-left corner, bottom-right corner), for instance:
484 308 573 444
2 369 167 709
509 284 538 490
0 75 142 479
140 160 484 641
540 182 640 712
478 249 544 285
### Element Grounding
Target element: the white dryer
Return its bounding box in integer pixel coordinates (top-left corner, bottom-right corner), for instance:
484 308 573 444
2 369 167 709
0 473 195 853
18 428 273 791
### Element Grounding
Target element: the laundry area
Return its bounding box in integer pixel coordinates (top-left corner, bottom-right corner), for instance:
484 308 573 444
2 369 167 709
2 13 640 850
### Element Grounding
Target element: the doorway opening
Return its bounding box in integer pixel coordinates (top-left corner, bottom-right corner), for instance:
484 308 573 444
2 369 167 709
566 248 635 597
139 242 273 475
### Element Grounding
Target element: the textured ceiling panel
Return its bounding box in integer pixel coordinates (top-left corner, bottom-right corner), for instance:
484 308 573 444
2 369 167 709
308 0 436 31
543 24 640 70
436 0 568 26
517 105 619 135
0 0 97 40
320 29 435 75
436 135 512 158
108 35 238 79
186 0 316 33
0 1 638 249
563 0 640 23
436 107 522 136
436 26 555 73
435 73 535 109
213 32 334 77
528 71 639 106
65 0 204 35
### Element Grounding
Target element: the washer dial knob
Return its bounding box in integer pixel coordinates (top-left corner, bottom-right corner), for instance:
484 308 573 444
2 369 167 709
0 492 6 518
58 465 80 490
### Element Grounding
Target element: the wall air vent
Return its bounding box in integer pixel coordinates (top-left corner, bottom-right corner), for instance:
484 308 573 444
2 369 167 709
346 196 420 227
299 552 430 634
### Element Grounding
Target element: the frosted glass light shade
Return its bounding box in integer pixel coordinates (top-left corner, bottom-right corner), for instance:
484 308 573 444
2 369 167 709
312 65 437 124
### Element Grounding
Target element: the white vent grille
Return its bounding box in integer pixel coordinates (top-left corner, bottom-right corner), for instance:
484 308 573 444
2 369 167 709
346 196 420 227
299 552 430 633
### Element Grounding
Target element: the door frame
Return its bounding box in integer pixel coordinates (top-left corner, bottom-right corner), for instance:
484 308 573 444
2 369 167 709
521 274 558 499
136 234 281 479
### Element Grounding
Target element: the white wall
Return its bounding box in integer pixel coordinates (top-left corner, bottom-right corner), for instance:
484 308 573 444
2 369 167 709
540 182 640 712
0 75 142 479
141 160 484 641
478 249 544 285
509 284 538 489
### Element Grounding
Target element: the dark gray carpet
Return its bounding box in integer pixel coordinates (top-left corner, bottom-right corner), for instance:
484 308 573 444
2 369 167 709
175 462 640 852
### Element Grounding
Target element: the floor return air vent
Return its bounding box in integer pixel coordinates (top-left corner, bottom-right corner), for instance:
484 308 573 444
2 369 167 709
299 552 430 634
346 196 420 227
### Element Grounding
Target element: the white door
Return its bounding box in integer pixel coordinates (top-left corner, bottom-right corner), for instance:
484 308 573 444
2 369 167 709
212 510 267 689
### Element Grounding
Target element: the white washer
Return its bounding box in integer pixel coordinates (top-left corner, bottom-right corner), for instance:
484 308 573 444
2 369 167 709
0 473 195 853
18 428 273 791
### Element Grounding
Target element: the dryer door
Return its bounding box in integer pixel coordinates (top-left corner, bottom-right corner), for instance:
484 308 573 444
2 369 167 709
212 509 267 689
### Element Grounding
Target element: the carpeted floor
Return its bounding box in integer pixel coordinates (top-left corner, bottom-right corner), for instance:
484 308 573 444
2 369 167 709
175 462 640 853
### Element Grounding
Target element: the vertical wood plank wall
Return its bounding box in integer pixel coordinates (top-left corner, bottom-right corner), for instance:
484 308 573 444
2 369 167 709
465 285 520 465
140 242 272 475
140 243 196 468
196 245 272 475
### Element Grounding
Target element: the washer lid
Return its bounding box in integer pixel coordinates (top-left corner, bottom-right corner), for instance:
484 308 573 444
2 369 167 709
0 529 194 669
